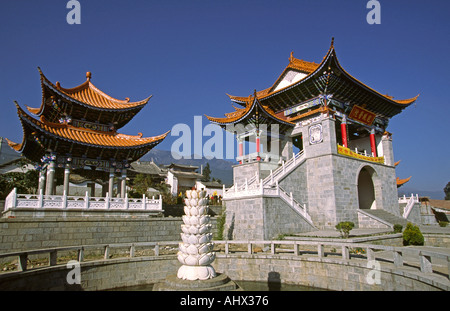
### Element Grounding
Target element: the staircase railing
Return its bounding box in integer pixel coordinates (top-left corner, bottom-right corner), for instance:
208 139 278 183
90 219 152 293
402 193 419 219
263 151 305 186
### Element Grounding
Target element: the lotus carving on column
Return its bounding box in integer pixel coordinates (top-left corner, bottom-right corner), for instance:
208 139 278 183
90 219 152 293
177 189 217 281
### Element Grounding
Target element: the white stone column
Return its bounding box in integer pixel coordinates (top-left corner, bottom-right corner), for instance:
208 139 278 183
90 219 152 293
63 161 71 196
108 168 115 197
120 169 127 198
45 155 56 195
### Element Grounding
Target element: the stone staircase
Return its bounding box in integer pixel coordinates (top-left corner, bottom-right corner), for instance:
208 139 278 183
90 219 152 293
360 209 415 227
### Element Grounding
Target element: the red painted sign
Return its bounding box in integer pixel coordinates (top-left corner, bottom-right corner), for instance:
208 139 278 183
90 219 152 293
348 105 376 126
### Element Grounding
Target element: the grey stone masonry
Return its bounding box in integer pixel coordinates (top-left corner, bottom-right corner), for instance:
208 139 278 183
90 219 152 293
224 112 404 237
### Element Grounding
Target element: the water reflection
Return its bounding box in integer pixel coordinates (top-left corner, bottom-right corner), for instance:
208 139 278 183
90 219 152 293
109 281 327 291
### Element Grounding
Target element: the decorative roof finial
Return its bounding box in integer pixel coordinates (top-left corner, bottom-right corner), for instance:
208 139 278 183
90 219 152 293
289 51 294 62
86 72 92 81
331 37 335 47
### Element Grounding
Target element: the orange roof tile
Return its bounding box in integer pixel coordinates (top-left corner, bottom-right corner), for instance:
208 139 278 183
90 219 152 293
38 68 150 110
205 96 294 126
13 103 168 149
224 39 418 109
396 176 411 187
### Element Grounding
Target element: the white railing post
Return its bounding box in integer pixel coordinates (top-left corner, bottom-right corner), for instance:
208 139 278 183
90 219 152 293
62 190 67 209
142 194 146 210
125 193 129 209
38 188 44 208
270 170 273 184
159 195 163 210
276 181 279 195
260 179 263 194
84 191 89 209
105 192 110 209
8 188 18 209
290 192 294 206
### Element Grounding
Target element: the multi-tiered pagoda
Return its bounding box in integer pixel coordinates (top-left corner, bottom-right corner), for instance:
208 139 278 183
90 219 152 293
6 69 168 198
207 39 419 238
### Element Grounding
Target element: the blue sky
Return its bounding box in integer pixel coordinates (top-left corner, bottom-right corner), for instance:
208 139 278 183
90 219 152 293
0 0 449 196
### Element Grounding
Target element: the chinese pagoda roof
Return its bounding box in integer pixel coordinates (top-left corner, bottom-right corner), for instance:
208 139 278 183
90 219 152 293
396 176 411 188
225 38 419 119
26 68 151 129
205 93 295 133
7 103 168 162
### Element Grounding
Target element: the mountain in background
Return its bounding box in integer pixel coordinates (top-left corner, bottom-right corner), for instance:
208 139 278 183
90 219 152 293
398 187 445 200
141 149 235 186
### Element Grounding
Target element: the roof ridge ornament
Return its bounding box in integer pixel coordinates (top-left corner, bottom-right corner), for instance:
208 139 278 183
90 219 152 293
86 71 92 81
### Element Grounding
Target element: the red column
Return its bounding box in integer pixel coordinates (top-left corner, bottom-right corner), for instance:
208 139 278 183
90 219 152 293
238 139 243 164
256 135 261 161
341 116 348 148
370 129 377 157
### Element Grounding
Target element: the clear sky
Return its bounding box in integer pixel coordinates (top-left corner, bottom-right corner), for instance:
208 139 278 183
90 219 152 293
0 0 448 196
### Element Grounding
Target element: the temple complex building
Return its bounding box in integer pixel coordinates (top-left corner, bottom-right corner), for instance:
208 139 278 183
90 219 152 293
207 39 419 239
6 69 168 199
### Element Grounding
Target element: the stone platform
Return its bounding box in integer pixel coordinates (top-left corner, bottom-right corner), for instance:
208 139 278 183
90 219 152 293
153 273 241 291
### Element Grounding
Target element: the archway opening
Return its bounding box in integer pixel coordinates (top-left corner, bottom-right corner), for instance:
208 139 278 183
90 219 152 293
357 167 376 209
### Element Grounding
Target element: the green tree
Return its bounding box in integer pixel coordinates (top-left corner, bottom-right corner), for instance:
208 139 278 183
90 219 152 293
444 182 450 200
201 163 211 182
129 174 154 198
0 159 39 199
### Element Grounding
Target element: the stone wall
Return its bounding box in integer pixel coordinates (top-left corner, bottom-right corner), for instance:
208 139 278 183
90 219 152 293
263 197 316 239
0 217 217 254
224 197 265 240
0 256 179 291
2 253 447 291
213 254 449 291
223 195 316 240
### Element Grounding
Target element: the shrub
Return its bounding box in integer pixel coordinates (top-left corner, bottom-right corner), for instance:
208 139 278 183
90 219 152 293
402 223 424 246
214 210 227 240
393 224 403 233
438 221 449 227
335 221 355 239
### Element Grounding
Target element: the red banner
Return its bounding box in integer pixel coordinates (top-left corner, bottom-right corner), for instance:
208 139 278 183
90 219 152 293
348 105 376 126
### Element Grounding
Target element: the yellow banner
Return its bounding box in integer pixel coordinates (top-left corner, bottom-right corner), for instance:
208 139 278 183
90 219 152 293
337 145 384 164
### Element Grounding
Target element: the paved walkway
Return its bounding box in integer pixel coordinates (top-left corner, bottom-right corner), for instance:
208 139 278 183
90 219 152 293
291 226 450 239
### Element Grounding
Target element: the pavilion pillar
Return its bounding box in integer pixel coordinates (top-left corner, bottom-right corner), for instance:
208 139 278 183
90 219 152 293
45 155 56 195
120 169 127 198
38 168 46 194
63 161 71 196
108 168 115 197
256 131 261 161
370 128 377 157
238 137 243 164
341 115 348 148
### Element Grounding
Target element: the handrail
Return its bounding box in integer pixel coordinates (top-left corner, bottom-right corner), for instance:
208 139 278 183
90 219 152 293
3 189 163 212
0 240 448 281
264 151 305 186
402 193 419 219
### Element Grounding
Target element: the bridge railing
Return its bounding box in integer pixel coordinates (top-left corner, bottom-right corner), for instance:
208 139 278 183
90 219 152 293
0 240 448 281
